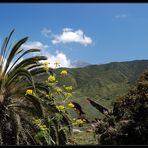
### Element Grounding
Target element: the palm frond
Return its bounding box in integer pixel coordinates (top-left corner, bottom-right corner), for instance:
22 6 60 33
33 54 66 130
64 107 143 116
25 94 44 118
8 49 41 73
30 67 53 76
3 37 28 75
7 56 47 79
5 69 35 89
0 30 14 67
87 98 109 115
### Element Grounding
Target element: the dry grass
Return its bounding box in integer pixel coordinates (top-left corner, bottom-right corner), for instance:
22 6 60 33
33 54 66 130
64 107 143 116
67 124 98 145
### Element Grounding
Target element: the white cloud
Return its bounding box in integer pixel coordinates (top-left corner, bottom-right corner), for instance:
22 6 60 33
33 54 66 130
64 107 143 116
41 28 51 38
52 28 93 46
115 14 128 19
41 49 73 68
62 28 73 32
22 41 49 49
22 41 72 68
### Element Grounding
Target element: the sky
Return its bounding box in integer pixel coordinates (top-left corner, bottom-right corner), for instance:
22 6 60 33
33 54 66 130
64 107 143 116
0 3 148 68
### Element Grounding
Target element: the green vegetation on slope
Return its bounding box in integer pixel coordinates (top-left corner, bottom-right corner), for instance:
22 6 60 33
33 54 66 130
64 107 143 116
94 70 148 144
37 60 148 121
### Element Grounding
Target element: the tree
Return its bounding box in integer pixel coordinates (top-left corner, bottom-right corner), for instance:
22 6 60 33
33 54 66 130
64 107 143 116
89 71 148 144
0 30 50 145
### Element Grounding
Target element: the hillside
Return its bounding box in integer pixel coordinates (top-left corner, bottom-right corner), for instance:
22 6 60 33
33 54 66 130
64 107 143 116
37 60 148 120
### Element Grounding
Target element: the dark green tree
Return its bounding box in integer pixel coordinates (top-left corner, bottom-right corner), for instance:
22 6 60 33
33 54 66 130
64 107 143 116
89 71 148 144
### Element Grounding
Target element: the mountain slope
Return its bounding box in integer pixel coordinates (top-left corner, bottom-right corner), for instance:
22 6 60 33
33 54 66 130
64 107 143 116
37 60 148 120
57 60 148 120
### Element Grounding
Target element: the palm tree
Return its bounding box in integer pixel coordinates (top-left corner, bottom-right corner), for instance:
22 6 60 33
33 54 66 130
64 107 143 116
0 30 48 145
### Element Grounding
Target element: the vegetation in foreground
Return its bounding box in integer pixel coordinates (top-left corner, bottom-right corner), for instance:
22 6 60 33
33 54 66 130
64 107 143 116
89 71 148 144
37 60 148 120
0 30 148 145
0 30 74 145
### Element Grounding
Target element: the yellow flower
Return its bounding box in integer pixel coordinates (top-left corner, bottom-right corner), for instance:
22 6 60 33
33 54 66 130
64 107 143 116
48 75 55 82
54 61 60 67
60 70 68 76
56 88 62 93
72 118 76 121
42 61 50 70
65 86 73 91
74 108 77 111
33 118 41 125
43 65 49 71
25 89 33 95
83 119 86 122
72 119 84 126
56 105 65 112
43 61 50 65
68 102 74 108
72 122 77 126
76 119 84 124
66 92 72 98
45 94 49 97
39 125 48 131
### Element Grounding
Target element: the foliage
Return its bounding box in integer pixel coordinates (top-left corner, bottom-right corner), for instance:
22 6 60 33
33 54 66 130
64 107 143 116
0 30 73 145
93 70 148 145
36 60 148 120
0 30 48 145
31 65 73 145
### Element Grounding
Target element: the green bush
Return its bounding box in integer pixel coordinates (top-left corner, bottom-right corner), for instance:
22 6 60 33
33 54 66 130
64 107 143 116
93 71 148 144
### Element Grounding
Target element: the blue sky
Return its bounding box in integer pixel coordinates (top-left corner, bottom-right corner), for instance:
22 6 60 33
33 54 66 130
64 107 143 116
0 3 148 67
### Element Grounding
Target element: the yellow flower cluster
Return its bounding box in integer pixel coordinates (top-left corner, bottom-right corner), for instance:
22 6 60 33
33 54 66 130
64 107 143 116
33 118 41 125
25 89 33 95
68 102 74 108
60 70 68 76
39 124 48 131
65 86 73 91
72 119 86 126
55 88 62 93
45 93 53 98
48 75 55 82
33 118 48 131
66 92 72 98
43 65 49 71
56 105 65 112
54 61 60 67
43 61 50 65
42 61 50 71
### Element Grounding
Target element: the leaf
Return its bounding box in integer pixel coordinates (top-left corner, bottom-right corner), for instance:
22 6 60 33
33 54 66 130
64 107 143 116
6 56 47 80
25 94 44 118
4 36 28 75
87 98 109 115
8 49 41 73
0 29 14 66
5 69 35 89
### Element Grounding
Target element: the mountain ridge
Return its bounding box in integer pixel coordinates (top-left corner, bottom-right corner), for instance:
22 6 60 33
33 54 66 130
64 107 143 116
56 59 148 120
37 59 148 120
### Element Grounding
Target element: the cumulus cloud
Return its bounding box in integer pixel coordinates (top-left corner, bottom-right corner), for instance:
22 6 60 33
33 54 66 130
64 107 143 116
41 49 73 68
41 28 51 38
52 28 93 46
115 14 128 19
22 41 49 49
22 41 73 68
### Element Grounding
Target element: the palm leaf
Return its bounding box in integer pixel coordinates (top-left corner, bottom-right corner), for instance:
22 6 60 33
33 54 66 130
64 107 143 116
5 69 35 89
27 63 42 71
8 49 41 73
3 37 28 75
25 94 44 118
0 30 15 67
30 67 53 76
7 56 47 79
87 98 109 115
